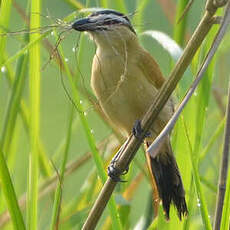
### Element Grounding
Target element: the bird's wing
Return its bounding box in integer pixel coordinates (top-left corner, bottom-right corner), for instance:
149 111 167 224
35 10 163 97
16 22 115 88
137 49 165 89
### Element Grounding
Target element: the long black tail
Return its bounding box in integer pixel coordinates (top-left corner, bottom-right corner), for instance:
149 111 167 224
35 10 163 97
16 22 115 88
147 142 188 220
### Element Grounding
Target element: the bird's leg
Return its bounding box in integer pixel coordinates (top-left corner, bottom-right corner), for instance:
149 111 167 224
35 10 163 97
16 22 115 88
132 120 151 139
107 138 130 182
108 120 151 182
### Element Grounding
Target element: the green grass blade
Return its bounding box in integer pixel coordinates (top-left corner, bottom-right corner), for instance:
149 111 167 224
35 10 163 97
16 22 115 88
173 0 190 46
0 39 28 154
193 50 216 154
18 89 53 178
100 0 108 8
199 117 225 163
62 0 84 9
0 0 12 63
0 149 25 230
220 168 230 230
50 107 74 229
0 32 49 70
2 53 52 178
192 8 220 153
133 0 150 34
183 179 195 230
113 0 127 13
27 0 41 228
180 14 218 230
183 120 212 230
200 176 217 193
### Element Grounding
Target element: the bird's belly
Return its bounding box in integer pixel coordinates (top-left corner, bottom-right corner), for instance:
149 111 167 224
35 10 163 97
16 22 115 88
92 71 172 136
100 82 150 134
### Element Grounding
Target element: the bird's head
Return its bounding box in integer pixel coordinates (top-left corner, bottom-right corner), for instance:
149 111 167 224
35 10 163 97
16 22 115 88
72 9 137 50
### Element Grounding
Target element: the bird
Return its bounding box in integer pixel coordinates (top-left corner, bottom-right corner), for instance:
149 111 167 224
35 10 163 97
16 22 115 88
72 9 188 220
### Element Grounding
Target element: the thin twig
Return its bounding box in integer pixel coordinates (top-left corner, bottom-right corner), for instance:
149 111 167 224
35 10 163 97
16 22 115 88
177 0 194 24
213 75 230 228
82 1 226 229
147 0 230 157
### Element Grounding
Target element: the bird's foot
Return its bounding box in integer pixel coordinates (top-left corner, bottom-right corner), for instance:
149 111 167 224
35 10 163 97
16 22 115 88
107 163 128 182
132 120 151 139
107 146 128 182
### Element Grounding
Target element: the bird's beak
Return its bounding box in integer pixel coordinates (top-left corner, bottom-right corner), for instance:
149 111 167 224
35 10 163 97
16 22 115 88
72 17 97 32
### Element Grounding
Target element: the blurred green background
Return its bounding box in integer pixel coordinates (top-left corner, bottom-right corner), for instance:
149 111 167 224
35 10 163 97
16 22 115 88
0 0 230 229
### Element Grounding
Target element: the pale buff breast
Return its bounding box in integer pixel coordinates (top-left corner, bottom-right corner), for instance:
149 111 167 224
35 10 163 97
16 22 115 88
91 52 173 137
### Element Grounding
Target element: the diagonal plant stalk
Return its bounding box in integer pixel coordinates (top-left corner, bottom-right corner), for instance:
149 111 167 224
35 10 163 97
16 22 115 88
147 1 230 156
213 78 230 229
82 1 228 229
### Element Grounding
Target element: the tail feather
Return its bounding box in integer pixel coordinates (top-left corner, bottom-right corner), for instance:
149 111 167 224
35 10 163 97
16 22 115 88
146 141 188 220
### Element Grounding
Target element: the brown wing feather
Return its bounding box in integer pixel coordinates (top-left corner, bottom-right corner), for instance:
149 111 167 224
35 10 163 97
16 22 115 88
138 49 165 89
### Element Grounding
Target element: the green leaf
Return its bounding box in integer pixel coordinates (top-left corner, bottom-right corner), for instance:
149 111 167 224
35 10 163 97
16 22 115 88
27 0 41 228
220 168 230 230
0 149 25 230
141 30 183 61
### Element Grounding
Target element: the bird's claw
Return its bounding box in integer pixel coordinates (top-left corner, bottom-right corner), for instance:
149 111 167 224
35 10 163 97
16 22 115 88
108 162 128 182
132 120 151 139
